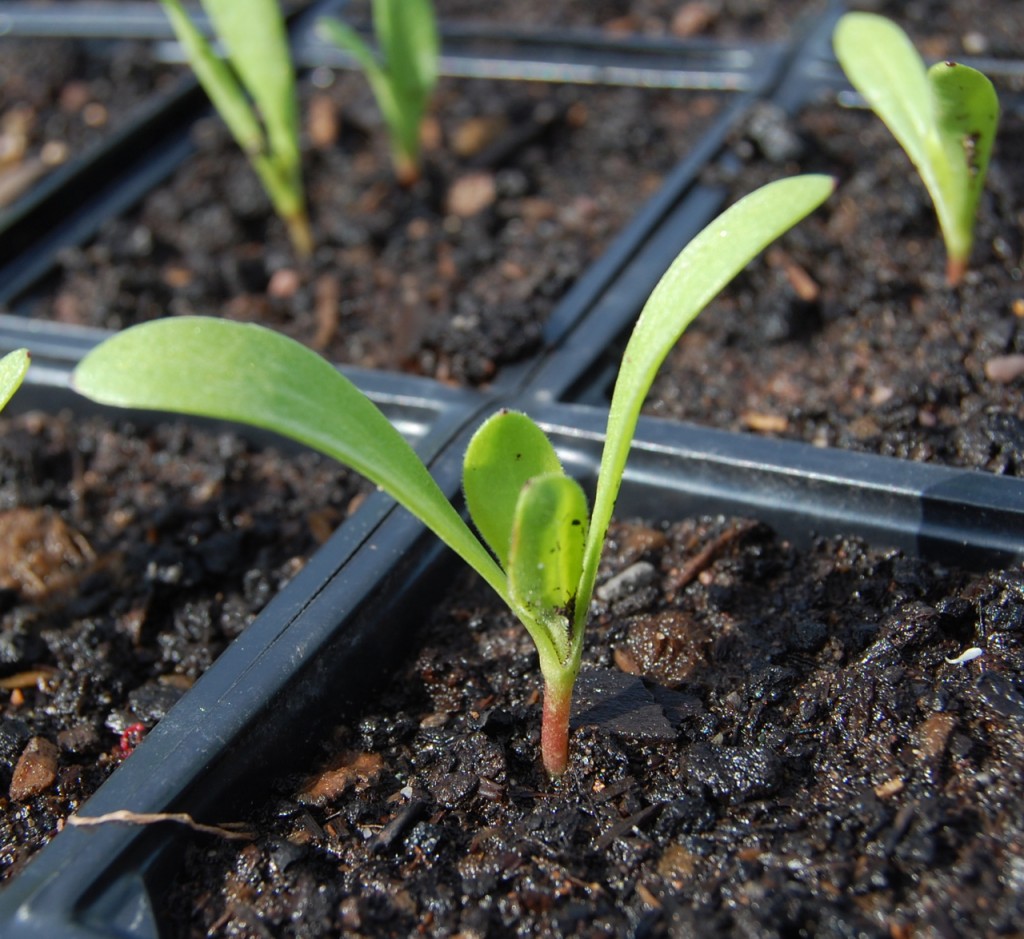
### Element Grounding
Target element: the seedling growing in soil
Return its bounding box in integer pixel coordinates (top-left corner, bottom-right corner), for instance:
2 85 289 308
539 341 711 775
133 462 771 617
72 175 832 777
833 12 999 286
160 0 313 257
0 349 29 413
319 0 439 185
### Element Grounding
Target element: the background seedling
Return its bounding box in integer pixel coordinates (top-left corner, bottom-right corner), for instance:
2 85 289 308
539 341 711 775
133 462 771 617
71 175 833 777
833 12 999 286
0 349 29 413
319 0 439 186
160 0 313 258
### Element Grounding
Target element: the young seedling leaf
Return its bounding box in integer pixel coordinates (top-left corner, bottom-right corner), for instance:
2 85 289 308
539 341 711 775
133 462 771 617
318 18 401 144
928 60 1000 278
159 0 264 156
71 318 507 602
378 0 439 112
319 0 439 184
507 472 589 666
575 174 835 629
833 12 999 284
203 0 303 203
463 410 563 570
0 349 29 413
160 0 311 257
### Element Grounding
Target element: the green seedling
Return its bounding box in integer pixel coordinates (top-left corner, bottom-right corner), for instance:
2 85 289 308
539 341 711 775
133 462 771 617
319 0 439 186
160 0 312 258
71 174 833 776
833 12 999 286
0 349 29 413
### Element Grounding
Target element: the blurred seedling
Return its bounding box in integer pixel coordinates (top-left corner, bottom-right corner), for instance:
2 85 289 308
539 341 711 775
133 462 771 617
160 0 313 257
834 12 999 285
319 0 439 186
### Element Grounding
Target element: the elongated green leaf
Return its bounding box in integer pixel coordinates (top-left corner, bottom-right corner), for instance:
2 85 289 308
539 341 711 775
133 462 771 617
71 318 507 602
834 13 933 162
320 1 437 180
575 175 834 631
463 410 563 570
202 0 301 184
0 349 29 413
159 0 264 157
379 0 439 101
508 472 589 665
928 60 1000 266
379 0 437 164
317 18 400 141
318 17 383 80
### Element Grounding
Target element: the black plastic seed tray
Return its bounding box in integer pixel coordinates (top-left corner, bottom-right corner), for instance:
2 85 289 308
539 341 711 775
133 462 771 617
0 2 1022 935
0 0 785 377
0 343 1021 937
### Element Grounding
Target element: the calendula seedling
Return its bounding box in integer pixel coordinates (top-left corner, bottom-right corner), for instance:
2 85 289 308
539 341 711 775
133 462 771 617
160 0 312 258
0 349 29 413
833 12 999 286
319 0 439 186
72 174 833 777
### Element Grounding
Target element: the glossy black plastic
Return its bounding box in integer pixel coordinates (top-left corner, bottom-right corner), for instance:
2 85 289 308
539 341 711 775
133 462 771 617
0 2 1022 935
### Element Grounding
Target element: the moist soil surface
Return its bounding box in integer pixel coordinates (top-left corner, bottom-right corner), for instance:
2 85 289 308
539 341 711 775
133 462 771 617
168 516 1024 938
21 74 719 385
0 37 181 212
641 102 1024 474
0 408 364 881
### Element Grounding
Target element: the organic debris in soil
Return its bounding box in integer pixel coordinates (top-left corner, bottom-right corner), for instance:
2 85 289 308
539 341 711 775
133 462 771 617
645 104 1024 474
22 76 720 385
0 410 365 880
168 516 1024 937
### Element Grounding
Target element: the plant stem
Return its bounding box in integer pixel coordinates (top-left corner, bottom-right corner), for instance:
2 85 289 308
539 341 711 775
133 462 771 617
393 149 420 188
540 675 573 777
946 254 967 288
285 210 315 261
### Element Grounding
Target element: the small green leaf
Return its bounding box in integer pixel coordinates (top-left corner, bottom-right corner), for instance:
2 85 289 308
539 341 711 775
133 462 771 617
71 318 507 603
833 13 933 152
318 17 386 87
202 0 301 182
160 0 310 255
379 0 439 110
160 0 264 157
463 410 563 570
318 17 402 154
928 60 999 266
320 0 438 182
0 349 29 413
576 174 834 631
507 472 589 665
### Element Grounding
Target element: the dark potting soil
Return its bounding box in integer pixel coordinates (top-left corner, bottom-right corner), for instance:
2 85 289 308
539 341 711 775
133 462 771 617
0 37 181 211
168 516 1024 938
18 74 721 385
641 102 1024 474
850 0 1024 59
0 409 365 881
